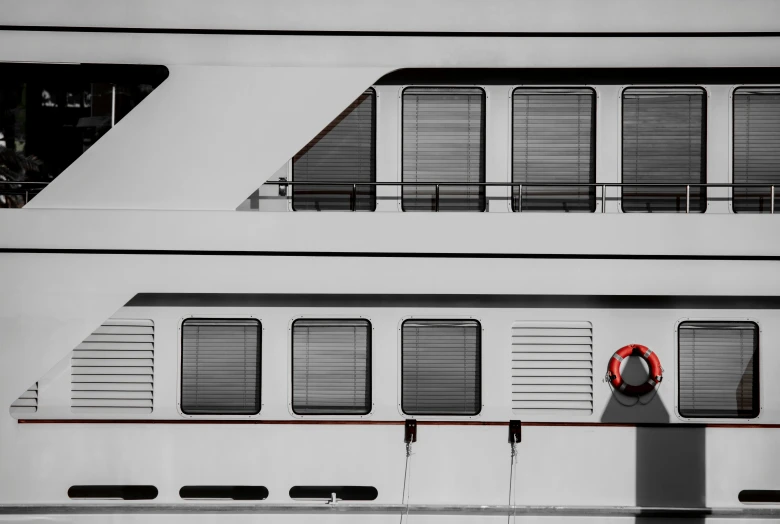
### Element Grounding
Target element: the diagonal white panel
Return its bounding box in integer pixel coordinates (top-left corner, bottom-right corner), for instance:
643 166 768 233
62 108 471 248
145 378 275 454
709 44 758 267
26 65 389 210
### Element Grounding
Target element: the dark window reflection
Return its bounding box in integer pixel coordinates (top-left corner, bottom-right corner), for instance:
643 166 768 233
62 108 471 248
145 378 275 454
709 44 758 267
0 65 166 208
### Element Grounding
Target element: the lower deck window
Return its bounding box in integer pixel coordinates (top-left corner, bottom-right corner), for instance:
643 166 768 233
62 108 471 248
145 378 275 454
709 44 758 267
180 318 261 415
401 319 481 416
678 321 759 418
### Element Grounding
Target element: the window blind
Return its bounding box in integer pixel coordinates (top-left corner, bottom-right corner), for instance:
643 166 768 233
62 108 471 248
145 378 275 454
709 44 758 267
622 88 706 212
292 89 375 211
291 319 371 415
401 320 481 415
733 88 780 213
512 89 596 212
181 319 261 415
678 321 758 418
402 88 485 211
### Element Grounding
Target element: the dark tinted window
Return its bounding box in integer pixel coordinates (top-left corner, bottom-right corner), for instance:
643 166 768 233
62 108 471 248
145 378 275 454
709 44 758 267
512 88 596 212
622 88 706 213
0 64 167 208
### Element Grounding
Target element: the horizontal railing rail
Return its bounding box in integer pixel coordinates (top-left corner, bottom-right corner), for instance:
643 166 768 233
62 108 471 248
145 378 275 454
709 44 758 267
270 180 777 213
2 181 777 213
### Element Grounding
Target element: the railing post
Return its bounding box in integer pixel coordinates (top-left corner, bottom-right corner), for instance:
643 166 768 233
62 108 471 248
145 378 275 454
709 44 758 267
351 184 357 212
601 184 606 213
435 184 440 212
772 186 775 215
516 184 521 212
686 185 690 214
24 190 28 204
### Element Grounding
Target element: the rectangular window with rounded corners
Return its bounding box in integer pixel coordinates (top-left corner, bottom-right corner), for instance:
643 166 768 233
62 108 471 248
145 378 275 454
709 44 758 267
292 88 376 211
678 321 759 418
181 318 261 415
68 485 158 500
180 486 268 500
291 319 371 415
512 88 596 212
0 63 168 208
402 87 486 211
401 319 481 416
733 87 780 213
622 87 706 213
289 486 377 501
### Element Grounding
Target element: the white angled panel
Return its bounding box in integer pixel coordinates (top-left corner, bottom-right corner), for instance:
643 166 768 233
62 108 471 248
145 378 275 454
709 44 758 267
512 321 593 415
71 319 154 415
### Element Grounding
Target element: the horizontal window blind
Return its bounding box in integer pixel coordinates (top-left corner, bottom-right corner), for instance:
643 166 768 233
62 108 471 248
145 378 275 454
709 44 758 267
622 88 706 212
292 319 371 415
733 88 780 213
401 320 481 416
10 383 38 416
402 88 485 211
181 319 261 415
293 89 375 211
511 321 593 415
678 321 758 418
512 89 596 212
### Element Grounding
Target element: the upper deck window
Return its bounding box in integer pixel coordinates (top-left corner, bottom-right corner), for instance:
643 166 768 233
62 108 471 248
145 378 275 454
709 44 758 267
678 321 759 419
0 63 168 208
733 87 780 213
402 87 486 211
512 88 596 212
292 89 376 211
621 88 706 213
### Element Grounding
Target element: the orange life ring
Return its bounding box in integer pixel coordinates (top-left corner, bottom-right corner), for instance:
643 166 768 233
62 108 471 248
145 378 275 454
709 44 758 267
607 344 663 396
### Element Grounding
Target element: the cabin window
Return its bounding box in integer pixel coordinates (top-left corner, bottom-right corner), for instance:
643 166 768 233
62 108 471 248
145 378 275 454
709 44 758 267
0 63 168 208
512 88 596 212
678 321 759 418
181 318 261 415
732 87 780 213
292 89 375 211
401 319 481 415
621 88 706 212
291 319 371 415
402 87 486 211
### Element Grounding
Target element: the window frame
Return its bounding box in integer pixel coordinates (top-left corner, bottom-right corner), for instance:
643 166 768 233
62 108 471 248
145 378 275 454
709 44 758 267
509 85 598 213
291 87 377 212
675 318 761 421
618 85 709 214
288 317 373 417
178 316 262 418
399 85 488 212
729 84 780 214
398 316 483 417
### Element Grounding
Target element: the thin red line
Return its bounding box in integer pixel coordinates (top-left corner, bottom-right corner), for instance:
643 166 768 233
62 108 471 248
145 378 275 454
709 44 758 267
15 419 780 428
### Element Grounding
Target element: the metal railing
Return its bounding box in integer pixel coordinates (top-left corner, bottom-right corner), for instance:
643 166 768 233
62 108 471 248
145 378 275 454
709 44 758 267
0 181 49 206
271 180 777 213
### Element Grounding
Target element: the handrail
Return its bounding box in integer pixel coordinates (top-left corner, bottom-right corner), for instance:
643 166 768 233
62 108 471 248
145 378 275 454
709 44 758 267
268 180 777 214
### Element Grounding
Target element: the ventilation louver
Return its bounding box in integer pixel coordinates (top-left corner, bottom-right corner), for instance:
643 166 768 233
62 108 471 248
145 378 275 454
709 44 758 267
511 321 593 415
10 383 38 415
71 319 154 414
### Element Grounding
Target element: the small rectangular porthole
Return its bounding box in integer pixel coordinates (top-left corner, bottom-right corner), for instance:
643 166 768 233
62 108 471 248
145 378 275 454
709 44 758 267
68 485 158 500
739 490 780 504
180 486 268 500
289 486 377 501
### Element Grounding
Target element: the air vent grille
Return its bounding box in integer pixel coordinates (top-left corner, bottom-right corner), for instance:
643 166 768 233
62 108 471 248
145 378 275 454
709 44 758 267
511 321 593 415
10 383 38 415
71 319 154 414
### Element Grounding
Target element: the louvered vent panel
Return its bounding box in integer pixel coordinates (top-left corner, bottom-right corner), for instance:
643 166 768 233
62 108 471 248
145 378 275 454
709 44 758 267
402 88 486 211
622 88 706 213
733 88 780 213
512 321 593 415
679 322 759 418
71 319 154 414
10 383 38 415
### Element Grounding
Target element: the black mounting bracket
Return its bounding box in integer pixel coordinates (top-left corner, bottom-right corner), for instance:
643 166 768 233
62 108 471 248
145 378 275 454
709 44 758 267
404 419 417 443
509 420 522 444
